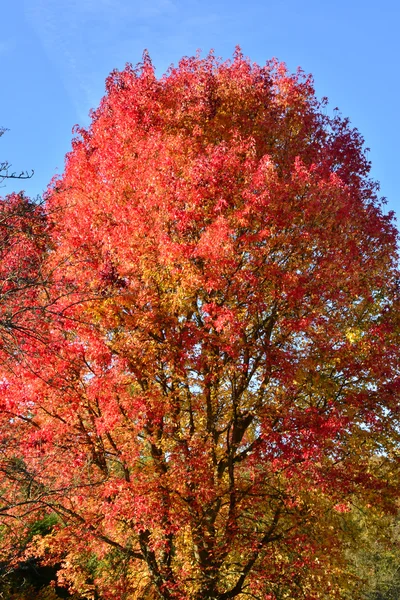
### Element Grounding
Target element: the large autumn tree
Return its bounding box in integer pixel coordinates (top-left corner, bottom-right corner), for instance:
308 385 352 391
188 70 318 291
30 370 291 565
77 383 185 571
0 50 399 599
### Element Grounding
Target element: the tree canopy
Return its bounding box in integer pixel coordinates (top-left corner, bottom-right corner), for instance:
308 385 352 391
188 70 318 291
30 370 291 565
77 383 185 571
0 50 399 600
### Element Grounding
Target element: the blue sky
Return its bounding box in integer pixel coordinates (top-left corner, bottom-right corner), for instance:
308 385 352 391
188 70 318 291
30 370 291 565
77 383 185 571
1 0 399 218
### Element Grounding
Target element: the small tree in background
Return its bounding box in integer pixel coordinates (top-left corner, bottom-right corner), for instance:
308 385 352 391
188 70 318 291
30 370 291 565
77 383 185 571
0 193 48 361
0 50 399 599
1 127 34 185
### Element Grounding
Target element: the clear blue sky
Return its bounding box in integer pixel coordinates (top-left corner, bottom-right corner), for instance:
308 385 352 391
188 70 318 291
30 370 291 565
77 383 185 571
1 0 399 219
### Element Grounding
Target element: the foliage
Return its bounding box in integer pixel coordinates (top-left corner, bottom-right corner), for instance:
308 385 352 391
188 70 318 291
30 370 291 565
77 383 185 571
0 513 74 599
0 192 48 361
0 50 399 599
346 507 400 600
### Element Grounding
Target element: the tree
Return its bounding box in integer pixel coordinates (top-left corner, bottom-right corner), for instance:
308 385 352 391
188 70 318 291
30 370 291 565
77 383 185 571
0 193 48 363
0 192 49 575
0 128 34 185
342 502 400 600
0 193 58 598
0 50 399 599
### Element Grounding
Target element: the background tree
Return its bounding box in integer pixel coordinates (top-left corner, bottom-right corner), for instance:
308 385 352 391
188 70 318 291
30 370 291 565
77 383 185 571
345 506 400 600
0 127 34 185
0 193 61 598
0 193 48 363
0 50 399 599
